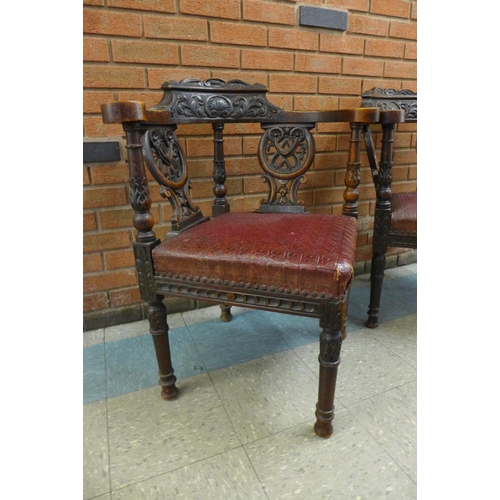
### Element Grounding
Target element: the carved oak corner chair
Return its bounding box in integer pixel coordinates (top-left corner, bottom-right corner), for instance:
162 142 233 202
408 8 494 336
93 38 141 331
100 78 381 438
360 88 417 328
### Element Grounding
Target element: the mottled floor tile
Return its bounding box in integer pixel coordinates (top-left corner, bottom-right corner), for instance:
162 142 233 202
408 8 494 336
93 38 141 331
84 344 107 404
83 400 110 499
104 327 205 399
371 314 417 368
294 335 416 407
349 380 417 482
111 448 267 500
209 349 322 444
245 409 407 500
106 374 240 490
187 310 290 371
257 310 322 348
383 274 417 309
182 305 252 326
84 328 105 347
348 284 416 331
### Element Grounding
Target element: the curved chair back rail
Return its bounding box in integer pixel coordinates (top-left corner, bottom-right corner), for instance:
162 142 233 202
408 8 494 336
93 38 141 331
100 78 381 438
358 88 417 328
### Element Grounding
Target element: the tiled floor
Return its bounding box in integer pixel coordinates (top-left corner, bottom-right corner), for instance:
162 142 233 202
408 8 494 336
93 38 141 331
83 264 417 500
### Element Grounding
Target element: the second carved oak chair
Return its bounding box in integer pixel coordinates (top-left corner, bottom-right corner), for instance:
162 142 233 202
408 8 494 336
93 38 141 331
360 88 417 328
101 78 384 438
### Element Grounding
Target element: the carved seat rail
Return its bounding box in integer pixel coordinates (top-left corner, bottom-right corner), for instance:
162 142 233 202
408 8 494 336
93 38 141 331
101 78 382 438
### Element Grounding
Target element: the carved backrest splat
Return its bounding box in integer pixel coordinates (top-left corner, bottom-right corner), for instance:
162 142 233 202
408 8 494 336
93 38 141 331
141 126 208 233
257 123 315 213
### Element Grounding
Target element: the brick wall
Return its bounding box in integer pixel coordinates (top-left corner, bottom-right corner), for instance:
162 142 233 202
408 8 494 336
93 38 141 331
83 0 417 330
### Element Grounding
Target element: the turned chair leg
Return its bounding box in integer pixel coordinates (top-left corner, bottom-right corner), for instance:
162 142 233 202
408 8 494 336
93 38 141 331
147 298 179 400
366 252 386 329
219 304 233 322
314 327 343 438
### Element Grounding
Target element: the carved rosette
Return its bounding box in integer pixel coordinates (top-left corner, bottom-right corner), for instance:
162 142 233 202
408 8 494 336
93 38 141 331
142 127 205 231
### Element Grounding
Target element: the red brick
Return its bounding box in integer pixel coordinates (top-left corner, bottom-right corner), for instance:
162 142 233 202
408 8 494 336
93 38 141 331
84 167 91 186
223 122 265 135
343 57 384 77
108 0 175 12
83 9 142 37
182 45 240 68
104 249 135 269
144 15 208 41
320 34 364 55
267 94 293 110
348 14 388 36
269 27 318 51
243 0 296 25
99 208 135 229
84 91 115 113
109 287 142 307
83 293 109 313
242 49 294 71
186 136 242 157
84 269 138 293
84 0 104 5
210 71 267 87
84 66 146 89
390 20 417 40
84 117 124 138
84 212 97 231
83 186 128 209
365 39 405 59
84 254 103 273
84 231 131 253
243 176 268 195
116 91 164 108
190 177 242 198
411 2 417 20
319 76 362 95
180 0 240 19
112 40 179 65
83 37 109 62
90 164 129 185
385 60 417 79
295 53 341 74
148 68 211 89
294 95 339 112
211 21 267 47
325 0 369 11
269 74 317 94
405 42 417 60
371 0 411 19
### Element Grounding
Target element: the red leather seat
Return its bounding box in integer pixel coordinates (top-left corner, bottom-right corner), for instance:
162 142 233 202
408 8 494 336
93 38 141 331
390 192 417 233
152 212 357 301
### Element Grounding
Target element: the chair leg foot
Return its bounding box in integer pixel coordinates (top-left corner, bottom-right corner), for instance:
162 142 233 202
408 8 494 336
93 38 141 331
220 304 232 322
314 418 333 438
366 313 379 329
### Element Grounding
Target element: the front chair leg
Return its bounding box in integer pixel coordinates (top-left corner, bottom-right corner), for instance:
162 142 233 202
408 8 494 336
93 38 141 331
314 327 342 438
148 298 179 400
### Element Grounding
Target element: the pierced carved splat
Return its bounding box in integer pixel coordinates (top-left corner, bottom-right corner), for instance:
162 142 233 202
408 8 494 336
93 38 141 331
142 127 207 232
257 124 315 212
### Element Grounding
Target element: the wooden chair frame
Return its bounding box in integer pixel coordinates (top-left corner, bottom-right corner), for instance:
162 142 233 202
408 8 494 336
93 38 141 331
101 78 385 438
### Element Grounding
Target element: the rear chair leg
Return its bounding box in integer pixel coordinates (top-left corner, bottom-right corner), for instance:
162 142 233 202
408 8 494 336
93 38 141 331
366 252 386 329
148 299 179 400
219 304 232 322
